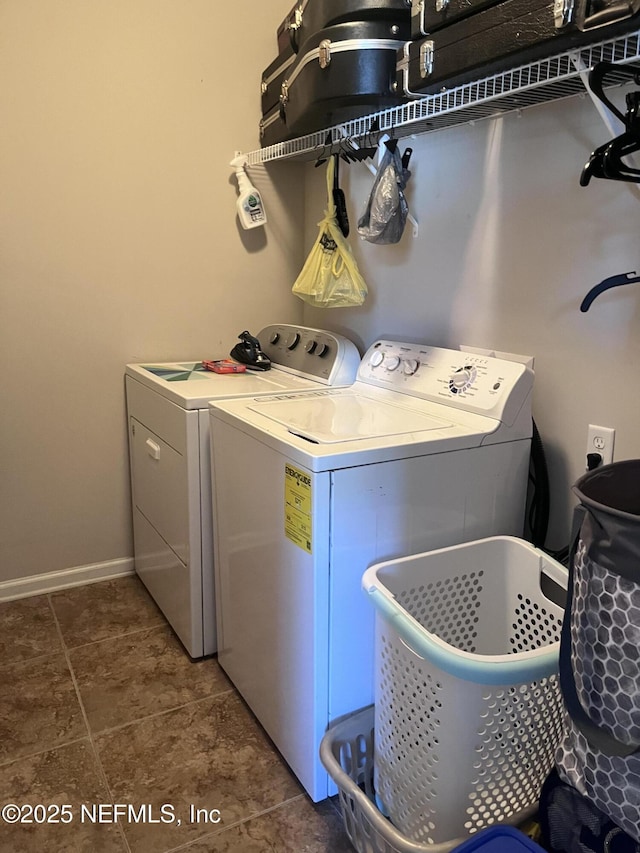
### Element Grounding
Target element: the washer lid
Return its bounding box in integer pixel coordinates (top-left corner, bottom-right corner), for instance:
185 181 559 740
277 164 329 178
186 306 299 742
247 392 453 444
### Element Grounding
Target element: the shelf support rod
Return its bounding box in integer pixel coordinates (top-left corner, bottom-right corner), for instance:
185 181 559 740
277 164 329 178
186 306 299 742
570 50 625 137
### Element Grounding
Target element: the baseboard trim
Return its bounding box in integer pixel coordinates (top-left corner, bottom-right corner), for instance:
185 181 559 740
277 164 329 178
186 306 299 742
0 558 135 602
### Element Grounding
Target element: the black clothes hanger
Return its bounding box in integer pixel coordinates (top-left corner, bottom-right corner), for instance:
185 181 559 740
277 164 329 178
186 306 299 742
581 130 640 185
581 62 640 186
338 135 358 164
580 270 640 311
581 92 640 184
358 119 380 161
588 60 640 123
340 121 382 163
314 132 333 168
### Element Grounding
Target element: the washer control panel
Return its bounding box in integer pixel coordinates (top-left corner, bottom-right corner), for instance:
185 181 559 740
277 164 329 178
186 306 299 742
258 325 361 386
358 340 533 424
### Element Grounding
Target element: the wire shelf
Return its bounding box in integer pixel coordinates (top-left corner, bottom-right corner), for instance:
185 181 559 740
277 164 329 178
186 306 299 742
245 29 640 165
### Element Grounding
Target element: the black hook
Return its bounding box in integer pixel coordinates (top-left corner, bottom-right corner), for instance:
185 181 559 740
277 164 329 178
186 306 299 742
357 119 380 161
589 62 640 125
314 131 333 168
581 135 640 185
581 66 640 186
587 61 640 125
580 271 640 312
339 134 357 163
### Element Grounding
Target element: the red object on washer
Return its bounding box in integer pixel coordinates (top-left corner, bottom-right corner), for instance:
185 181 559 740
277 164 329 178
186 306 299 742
202 359 247 374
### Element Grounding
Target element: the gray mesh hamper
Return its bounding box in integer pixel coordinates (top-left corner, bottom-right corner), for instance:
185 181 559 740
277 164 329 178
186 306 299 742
362 536 568 846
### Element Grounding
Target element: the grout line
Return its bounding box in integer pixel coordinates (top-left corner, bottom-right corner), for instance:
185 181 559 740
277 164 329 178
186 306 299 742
90 688 236 739
57 621 168 653
161 794 307 853
0 594 66 671
47 595 133 853
0 736 92 770
0 649 65 673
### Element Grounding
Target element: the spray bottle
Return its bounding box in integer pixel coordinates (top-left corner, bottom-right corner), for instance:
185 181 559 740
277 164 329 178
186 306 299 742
230 152 267 229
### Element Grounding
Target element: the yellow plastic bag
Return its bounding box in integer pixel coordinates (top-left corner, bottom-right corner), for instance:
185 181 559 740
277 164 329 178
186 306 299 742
292 158 368 308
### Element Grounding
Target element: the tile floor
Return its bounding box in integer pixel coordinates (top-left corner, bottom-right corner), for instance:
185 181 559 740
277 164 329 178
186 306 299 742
0 575 353 853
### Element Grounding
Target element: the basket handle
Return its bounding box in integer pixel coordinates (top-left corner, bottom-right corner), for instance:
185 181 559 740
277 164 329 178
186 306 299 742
365 586 560 686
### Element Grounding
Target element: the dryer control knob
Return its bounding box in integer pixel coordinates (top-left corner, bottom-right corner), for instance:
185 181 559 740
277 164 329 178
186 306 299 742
270 332 280 344
305 340 317 354
403 358 419 375
287 333 301 350
385 355 401 371
369 351 384 368
316 343 329 357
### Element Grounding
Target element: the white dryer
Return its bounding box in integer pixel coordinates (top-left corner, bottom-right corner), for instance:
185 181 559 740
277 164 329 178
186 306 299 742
125 325 360 659
208 340 534 800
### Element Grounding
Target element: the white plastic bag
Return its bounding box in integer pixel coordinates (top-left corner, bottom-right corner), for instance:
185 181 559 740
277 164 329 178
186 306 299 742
292 158 367 308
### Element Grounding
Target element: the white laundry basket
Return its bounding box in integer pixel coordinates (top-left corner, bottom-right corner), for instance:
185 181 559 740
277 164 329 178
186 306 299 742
362 536 568 846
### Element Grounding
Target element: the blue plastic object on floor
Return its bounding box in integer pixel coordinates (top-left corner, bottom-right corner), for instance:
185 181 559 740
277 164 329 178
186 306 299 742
453 827 546 853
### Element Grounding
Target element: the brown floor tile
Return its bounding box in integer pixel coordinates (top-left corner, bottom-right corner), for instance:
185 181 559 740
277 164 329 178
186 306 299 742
69 624 231 733
183 795 353 852
95 691 301 853
0 739 126 853
0 595 62 665
50 575 164 648
0 655 87 765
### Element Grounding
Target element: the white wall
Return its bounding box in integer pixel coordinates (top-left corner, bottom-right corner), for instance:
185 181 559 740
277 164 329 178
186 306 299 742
302 92 640 549
0 0 303 582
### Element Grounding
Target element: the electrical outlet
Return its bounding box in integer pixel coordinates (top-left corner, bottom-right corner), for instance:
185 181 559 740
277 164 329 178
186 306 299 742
586 424 616 468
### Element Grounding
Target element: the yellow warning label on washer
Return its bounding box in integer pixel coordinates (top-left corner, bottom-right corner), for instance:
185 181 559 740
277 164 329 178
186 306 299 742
284 464 312 553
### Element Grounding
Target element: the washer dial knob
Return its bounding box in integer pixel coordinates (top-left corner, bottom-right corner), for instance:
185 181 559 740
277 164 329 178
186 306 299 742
305 340 317 354
287 332 301 350
369 351 384 368
448 365 476 394
269 332 280 344
316 343 329 357
403 358 419 375
385 355 401 372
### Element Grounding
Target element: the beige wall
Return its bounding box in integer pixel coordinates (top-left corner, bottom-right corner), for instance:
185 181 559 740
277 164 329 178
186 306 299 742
303 93 640 549
0 0 303 582
3 1 639 583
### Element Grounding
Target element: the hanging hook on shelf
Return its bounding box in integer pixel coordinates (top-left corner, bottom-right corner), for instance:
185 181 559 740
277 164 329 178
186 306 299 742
314 132 333 168
580 270 640 312
580 61 640 187
587 61 640 125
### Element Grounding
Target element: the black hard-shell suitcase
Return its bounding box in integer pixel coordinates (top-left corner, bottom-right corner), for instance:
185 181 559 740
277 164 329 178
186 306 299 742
410 0 503 38
278 0 411 53
278 1 300 52
281 19 409 135
398 0 640 96
261 44 296 116
259 104 294 148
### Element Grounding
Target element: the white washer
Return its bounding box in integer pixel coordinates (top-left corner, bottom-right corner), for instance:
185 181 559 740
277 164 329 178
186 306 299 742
125 325 360 659
208 340 535 800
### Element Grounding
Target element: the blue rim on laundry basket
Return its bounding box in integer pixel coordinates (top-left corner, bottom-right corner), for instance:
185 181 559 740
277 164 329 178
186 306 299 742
364 585 560 686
